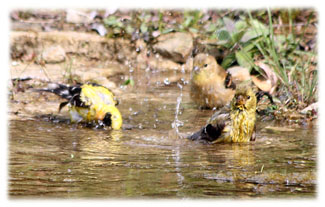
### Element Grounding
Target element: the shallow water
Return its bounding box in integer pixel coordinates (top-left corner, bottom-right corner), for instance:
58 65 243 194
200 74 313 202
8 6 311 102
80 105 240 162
9 72 317 198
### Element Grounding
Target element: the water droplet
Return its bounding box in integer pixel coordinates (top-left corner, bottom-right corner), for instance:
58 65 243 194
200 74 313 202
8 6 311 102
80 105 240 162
11 61 18 66
63 178 74 182
164 78 170 85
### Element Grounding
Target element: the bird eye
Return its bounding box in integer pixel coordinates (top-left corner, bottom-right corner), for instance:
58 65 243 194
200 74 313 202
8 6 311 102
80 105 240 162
204 64 208 67
247 96 250 99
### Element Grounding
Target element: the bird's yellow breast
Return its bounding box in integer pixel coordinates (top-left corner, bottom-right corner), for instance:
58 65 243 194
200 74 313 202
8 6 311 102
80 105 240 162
229 110 256 142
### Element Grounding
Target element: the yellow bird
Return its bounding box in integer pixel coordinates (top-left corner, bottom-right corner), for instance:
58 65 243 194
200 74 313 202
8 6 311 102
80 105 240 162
190 53 236 109
38 83 122 130
188 84 257 143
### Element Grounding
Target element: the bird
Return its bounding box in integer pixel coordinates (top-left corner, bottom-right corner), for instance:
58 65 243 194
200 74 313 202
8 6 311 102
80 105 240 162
36 83 122 130
188 84 257 143
190 53 236 109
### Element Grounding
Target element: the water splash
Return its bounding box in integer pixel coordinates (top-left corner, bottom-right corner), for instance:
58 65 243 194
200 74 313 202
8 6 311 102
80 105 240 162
171 83 184 134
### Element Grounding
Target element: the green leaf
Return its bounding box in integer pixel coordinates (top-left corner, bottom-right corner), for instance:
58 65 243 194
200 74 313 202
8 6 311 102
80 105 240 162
162 28 174 34
231 30 245 43
223 17 236 34
217 29 231 41
189 27 198 33
242 42 256 52
104 16 117 26
126 25 134 34
182 16 193 28
241 19 269 42
140 23 148 33
206 23 217 33
104 16 123 28
235 51 253 70
123 79 134 86
221 53 236 69
235 20 247 31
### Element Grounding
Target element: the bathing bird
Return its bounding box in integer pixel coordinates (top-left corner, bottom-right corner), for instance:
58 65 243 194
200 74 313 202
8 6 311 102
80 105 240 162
37 83 122 130
188 84 257 143
190 53 236 109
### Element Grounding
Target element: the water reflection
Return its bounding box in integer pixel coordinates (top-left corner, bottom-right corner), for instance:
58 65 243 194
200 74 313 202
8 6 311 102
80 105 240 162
9 80 316 198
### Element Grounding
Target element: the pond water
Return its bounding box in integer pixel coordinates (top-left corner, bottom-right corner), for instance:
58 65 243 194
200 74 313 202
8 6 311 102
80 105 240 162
8 71 317 198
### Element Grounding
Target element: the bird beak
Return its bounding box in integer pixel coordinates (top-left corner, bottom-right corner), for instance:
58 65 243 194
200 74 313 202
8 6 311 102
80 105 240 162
193 66 200 73
235 95 246 109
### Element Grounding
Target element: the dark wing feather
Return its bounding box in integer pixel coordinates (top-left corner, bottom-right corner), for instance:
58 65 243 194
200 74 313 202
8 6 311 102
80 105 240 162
37 83 88 108
58 101 69 112
188 122 225 143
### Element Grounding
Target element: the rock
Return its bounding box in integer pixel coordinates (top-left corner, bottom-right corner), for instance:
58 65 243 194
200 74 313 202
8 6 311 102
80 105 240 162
41 45 66 63
91 23 107 36
227 66 251 84
183 57 193 72
148 56 182 71
153 32 193 63
66 9 93 24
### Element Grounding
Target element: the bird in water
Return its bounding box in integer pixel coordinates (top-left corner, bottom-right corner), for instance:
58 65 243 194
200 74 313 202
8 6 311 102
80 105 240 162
188 84 257 143
37 83 122 130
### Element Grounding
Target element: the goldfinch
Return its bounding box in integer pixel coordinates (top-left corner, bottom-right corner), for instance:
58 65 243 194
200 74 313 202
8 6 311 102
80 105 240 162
190 53 236 109
188 84 257 143
38 83 122 130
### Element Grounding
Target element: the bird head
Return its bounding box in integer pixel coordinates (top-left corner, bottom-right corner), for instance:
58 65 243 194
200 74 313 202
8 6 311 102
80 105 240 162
192 54 226 82
102 105 123 130
231 85 257 112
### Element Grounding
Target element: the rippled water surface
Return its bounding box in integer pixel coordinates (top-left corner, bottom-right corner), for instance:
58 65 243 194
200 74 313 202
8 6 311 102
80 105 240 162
9 76 317 198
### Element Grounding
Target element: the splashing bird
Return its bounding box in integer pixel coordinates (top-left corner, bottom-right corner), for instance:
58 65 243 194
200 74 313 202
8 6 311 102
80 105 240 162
36 83 122 130
188 84 257 143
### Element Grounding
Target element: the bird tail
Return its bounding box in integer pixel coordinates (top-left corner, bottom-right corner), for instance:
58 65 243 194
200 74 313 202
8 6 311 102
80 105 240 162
34 83 81 100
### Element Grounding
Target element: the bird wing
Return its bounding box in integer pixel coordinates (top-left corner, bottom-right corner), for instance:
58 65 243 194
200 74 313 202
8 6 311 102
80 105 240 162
80 84 118 106
188 106 231 143
36 83 88 109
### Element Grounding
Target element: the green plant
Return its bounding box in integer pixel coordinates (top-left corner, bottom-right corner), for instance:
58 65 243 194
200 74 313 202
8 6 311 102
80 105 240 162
212 9 317 107
244 9 317 107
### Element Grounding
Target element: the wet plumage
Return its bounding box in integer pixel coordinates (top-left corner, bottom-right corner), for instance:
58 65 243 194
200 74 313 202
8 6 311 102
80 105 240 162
188 85 257 143
38 83 122 130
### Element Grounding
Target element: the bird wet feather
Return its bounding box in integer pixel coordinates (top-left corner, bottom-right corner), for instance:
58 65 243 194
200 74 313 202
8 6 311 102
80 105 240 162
37 83 122 130
188 84 257 143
